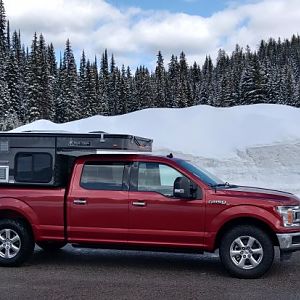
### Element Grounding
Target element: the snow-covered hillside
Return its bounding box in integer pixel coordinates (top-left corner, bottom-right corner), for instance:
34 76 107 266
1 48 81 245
13 104 300 196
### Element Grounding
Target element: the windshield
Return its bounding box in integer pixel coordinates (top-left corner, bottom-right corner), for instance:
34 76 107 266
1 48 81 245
175 159 224 187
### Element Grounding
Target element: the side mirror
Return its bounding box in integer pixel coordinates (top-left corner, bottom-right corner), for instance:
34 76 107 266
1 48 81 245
174 177 196 199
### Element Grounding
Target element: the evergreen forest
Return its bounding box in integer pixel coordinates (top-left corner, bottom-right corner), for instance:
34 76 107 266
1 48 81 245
0 0 300 130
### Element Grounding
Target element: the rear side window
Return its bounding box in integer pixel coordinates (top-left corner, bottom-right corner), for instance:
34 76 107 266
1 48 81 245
15 153 53 183
81 163 125 190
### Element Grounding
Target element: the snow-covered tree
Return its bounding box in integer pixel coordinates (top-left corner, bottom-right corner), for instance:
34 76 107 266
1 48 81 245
56 39 79 122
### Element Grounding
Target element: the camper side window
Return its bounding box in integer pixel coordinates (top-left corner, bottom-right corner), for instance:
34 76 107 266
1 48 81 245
15 153 53 183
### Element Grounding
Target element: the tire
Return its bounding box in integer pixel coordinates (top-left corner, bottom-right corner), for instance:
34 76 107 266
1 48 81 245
0 218 34 267
219 225 274 279
36 241 66 251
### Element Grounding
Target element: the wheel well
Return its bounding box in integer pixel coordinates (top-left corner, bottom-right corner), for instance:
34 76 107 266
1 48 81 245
214 217 278 250
0 210 35 240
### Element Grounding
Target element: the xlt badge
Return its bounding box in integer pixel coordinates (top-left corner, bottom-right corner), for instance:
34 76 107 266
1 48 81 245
208 200 227 205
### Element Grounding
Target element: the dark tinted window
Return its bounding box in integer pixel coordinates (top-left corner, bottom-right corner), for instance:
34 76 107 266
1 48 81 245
81 163 125 190
15 153 52 183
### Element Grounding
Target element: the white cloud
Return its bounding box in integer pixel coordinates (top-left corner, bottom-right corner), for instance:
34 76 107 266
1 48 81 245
4 0 300 69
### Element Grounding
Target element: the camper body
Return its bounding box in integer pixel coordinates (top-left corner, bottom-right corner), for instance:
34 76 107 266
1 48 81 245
0 132 152 186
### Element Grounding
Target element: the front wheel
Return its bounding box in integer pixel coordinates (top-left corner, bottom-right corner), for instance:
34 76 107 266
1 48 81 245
0 219 34 267
219 225 274 278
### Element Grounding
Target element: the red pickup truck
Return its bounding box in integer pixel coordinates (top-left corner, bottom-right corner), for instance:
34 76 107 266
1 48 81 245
0 153 300 278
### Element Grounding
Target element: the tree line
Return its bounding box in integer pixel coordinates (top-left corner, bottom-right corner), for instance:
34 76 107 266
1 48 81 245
0 0 300 130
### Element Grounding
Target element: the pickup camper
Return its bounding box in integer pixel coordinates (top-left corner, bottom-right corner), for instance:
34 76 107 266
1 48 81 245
0 131 299 279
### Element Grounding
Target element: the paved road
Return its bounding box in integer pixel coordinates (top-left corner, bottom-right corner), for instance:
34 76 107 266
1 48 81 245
1 245 300 300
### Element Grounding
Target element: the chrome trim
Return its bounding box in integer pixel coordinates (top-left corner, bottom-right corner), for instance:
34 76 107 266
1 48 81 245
73 199 87 205
132 201 146 207
277 232 300 250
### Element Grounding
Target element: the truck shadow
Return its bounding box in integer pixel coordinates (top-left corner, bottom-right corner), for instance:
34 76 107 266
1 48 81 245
29 245 226 276
27 245 285 278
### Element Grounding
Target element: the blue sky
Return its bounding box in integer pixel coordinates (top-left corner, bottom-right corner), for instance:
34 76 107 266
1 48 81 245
4 0 300 69
108 0 228 17
107 0 260 16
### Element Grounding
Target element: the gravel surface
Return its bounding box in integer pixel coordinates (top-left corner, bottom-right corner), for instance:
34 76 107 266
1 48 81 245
1 245 300 300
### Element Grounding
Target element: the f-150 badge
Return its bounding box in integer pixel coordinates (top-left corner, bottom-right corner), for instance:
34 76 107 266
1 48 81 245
208 200 227 205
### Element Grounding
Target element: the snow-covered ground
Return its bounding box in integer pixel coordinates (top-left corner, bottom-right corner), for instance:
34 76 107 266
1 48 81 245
13 104 300 196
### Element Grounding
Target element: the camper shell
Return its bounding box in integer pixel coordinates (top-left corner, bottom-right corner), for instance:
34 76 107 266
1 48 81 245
0 131 153 186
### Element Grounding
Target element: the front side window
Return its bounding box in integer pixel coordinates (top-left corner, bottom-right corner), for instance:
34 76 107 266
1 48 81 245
137 162 187 197
15 153 53 183
81 163 125 190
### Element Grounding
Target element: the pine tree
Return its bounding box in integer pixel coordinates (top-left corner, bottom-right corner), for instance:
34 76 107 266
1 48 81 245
118 65 128 114
98 49 109 115
167 55 180 107
177 52 192 107
126 66 135 112
0 0 6 54
26 33 41 122
56 39 79 122
134 66 152 110
85 59 98 116
190 62 202 105
108 54 119 115
78 50 88 117
200 56 214 105
47 43 57 77
230 45 245 105
6 51 21 120
154 51 167 107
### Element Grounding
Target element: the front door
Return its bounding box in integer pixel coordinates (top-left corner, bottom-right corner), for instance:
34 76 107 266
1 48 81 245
128 162 205 248
67 161 129 244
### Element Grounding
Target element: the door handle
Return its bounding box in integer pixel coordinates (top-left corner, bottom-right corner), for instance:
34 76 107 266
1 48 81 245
73 199 87 205
132 201 146 207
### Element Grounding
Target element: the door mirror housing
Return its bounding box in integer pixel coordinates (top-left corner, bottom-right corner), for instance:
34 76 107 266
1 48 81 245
173 177 198 199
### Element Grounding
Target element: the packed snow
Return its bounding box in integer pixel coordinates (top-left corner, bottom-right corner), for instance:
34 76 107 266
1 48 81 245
13 104 300 196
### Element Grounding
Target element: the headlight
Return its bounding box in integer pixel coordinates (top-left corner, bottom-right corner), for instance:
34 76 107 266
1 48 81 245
276 206 300 227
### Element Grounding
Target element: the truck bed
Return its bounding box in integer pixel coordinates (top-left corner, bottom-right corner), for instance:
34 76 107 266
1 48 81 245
0 186 66 241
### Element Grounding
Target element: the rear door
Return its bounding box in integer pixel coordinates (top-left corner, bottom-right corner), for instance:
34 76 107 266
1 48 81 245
128 161 205 248
67 160 130 244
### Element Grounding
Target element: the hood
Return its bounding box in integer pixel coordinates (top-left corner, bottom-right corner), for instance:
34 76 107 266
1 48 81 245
215 185 300 204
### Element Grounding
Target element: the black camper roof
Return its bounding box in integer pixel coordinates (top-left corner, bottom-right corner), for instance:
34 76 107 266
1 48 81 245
0 131 153 153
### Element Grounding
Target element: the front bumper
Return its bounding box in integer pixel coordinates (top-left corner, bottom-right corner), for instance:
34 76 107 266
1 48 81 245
277 232 300 251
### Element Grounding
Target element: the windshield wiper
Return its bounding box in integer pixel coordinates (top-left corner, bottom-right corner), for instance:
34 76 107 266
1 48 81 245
211 182 237 189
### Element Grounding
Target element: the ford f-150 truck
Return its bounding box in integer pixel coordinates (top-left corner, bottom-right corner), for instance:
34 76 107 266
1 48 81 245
1 153 300 278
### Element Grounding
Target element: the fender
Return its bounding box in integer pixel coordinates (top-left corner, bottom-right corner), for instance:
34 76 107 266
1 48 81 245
0 197 40 239
205 205 281 250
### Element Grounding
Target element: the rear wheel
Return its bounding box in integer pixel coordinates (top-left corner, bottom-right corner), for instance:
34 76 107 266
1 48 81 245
219 225 274 278
0 219 34 267
36 241 66 251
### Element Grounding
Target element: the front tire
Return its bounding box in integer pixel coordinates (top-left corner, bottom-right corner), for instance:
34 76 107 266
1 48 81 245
219 225 274 278
0 219 34 267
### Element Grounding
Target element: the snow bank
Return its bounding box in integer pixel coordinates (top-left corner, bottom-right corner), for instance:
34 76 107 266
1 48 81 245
13 104 300 158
